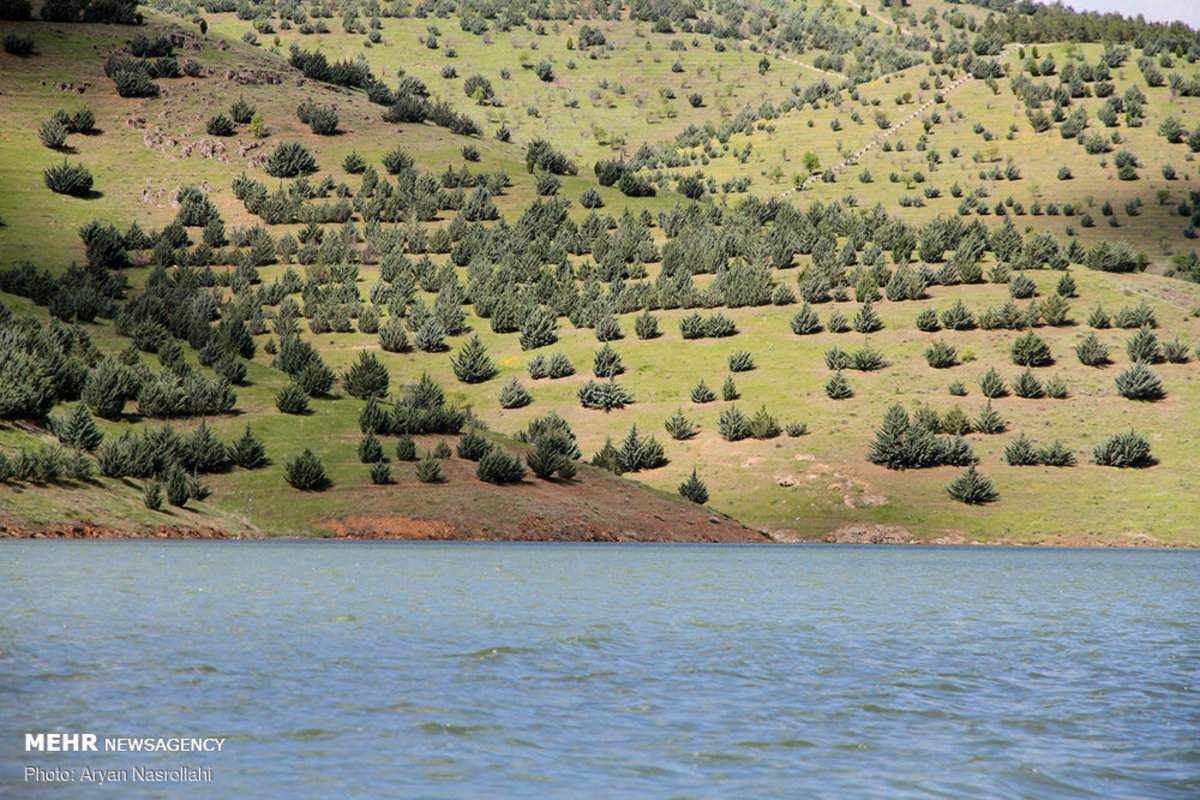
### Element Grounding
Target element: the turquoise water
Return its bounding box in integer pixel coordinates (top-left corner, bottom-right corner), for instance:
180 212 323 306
1 542 1197 798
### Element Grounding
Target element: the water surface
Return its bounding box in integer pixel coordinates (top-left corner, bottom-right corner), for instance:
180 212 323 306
1 542 1196 798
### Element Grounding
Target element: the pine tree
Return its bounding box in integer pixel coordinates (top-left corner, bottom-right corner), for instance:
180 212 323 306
721 375 739 401
852 301 883 333
1087 305 1111 329
1115 362 1164 400
369 461 392 484
749 406 781 439
395 435 418 461
519 307 559 350
974 400 1006 434
432 440 452 459
450 334 497 384
54 402 103 451
678 469 709 504
1004 433 1040 465
456 429 492 461
824 371 852 399
358 432 384 463
690 380 716 403
592 344 624 377
940 299 976 330
664 408 698 440
1125 325 1163 364
1038 440 1076 467
634 309 660 339
941 405 971 436
181 420 227 474
228 424 268 469
946 466 998 504
915 307 941 332
1075 332 1110 366
378 317 409 352
979 367 1008 398
717 404 751 441
82 358 134 420
413 317 447 352
924 339 958 368
866 404 911 469
498 377 532 409
341 351 390 399
1011 330 1052 366
415 455 444 482
526 437 567 479
476 448 526 484
1012 368 1044 399
727 350 755 372
1093 431 1152 467
591 437 623 473
358 398 390 434
1056 272 1076 297
275 382 310 414
143 479 163 510
594 314 623 342
284 448 329 490
166 466 190 507
577 380 633 411
790 303 822 335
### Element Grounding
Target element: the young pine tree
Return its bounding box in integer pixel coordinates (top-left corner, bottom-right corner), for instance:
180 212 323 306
450 334 497 383
678 469 709 504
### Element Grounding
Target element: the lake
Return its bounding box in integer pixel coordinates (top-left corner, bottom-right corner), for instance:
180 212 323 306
1 542 1197 798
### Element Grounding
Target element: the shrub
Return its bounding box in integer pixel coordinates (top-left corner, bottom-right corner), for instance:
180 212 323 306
432 440 452 459
525 437 573 479
1092 431 1152 467
1011 330 1052 367
415 455 444 482
43 160 93 196
1088 305 1112 329
579 187 604 208
947 380 967 396
1163 338 1190 364
678 469 708 504
826 312 850 333
476 448 526 483
593 315 622 342
721 376 738 401
307 106 339 135
727 350 754 372
592 344 624 378
3 33 34 56
358 432 384 464
924 340 957 368
497 376 532 409
342 150 367 174
1114 362 1163 400
825 371 852 399
143 479 163 510
451 334 497 383
1008 272 1037 299
690 380 715 403
946 466 998 504
265 142 318 178
849 345 885 371
274 382 310 414
206 114 235 136
866 404 976 470
284 448 329 490
341 351 390 399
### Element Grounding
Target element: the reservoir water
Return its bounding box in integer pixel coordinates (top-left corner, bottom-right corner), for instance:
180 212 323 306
1 542 1197 798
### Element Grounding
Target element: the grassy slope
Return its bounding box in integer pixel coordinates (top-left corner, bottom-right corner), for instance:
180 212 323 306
1 3 1199 544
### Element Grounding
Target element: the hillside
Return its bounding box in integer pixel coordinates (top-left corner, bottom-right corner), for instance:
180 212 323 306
1 0 1199 544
